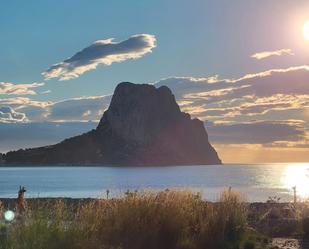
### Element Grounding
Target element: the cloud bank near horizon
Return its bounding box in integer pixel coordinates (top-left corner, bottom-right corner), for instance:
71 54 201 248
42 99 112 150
154 66 309 149
42 34 157 81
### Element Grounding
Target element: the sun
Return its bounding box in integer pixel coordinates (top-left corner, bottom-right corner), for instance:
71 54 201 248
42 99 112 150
303 21 309 41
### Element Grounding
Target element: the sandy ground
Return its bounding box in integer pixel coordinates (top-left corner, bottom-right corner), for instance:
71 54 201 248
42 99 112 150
272 238 309 249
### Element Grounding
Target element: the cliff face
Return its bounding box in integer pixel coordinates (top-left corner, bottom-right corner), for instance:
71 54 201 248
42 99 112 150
4 82 221 165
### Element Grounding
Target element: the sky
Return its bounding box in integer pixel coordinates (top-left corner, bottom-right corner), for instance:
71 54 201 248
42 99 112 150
0 0 309 163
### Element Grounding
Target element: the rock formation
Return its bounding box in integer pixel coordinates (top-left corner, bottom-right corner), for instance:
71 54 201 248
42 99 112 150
3 82 221 165
0 153 4 164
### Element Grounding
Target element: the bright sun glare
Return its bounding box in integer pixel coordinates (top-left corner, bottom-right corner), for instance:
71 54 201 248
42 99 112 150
303 21 309 41
282 163 309 200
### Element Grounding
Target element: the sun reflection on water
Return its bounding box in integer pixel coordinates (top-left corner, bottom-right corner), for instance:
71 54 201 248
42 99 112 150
282 163 309 200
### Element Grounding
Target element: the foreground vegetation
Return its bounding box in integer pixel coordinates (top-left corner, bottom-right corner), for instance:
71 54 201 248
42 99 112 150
0 190 272 249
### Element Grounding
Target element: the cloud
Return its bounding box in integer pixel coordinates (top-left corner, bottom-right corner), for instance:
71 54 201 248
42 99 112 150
0 82 44 95
251 48 294 60
155 66 309 98
43 34 157 81
0 106 27 123
3 65 309 125
46 95 111 121
207 120 306 144
0 97 49 107
155 66 309 121
0 94 112 123
0 97 50 121
155 66 309 151
41 90 51 94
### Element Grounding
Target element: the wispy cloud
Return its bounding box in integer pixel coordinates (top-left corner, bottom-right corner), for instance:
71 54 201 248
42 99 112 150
43 34 157 81
251 48 294 60
46 95 111 122
0 82 44 95
155 66 309 149
0 94 111 122
41 90 51 94
0 106 27 123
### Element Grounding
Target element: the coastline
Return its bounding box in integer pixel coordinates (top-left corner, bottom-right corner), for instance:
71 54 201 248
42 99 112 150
0 162 224 167
0 197 302 214
0 197 298 204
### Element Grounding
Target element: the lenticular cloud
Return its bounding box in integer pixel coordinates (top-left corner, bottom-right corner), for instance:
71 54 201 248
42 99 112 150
43 34 157 81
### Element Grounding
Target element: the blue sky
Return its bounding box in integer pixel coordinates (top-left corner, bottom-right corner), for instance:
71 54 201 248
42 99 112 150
1 0 309 162
1 0 308 100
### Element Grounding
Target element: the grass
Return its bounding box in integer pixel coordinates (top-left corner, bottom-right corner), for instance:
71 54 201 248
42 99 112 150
0 189 271 249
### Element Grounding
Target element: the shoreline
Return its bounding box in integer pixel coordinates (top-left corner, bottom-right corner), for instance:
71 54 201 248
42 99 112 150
0 197 300 207
0 163 224 167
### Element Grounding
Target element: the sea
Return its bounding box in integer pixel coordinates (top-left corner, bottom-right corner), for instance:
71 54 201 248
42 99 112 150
0 163 308 202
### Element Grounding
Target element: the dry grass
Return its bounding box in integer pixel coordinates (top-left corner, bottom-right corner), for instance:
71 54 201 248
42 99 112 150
0 189 267 249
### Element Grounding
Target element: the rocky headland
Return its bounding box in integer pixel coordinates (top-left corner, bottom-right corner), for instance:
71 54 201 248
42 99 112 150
2 83 221 166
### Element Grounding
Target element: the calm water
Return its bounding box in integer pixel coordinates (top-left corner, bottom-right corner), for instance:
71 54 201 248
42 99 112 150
0 163 308 202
